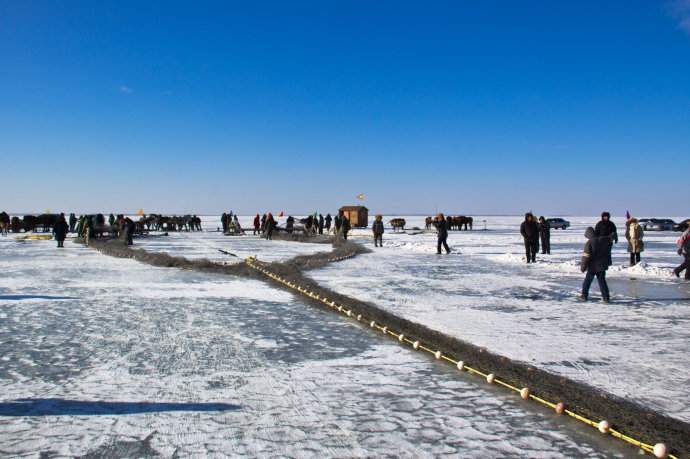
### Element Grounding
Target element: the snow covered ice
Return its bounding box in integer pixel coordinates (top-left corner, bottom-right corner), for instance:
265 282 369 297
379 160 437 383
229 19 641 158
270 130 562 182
315 215 690 422
0 215 687 457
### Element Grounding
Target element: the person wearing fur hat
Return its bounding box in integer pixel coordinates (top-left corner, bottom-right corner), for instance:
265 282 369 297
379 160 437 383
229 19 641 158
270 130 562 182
625 217 644 266
595 211 618 266
520 213 539 263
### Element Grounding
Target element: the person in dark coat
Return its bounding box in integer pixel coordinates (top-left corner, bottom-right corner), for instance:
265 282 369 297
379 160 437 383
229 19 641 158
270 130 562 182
674 229 690 279
53 216 68 248
580 227 611 302
520 213 539 263
334 214 342 234
434 213 451 254
325 214 332 232
318 214 324 235
594 212 618 241
69 213 77 233
594 211 618 266
286 215 295 234
538 216 551 255
260 214 267 234
221 213 228 233
340 212 351 240
253 214 260 235
372 214 384 247
122 217 135 245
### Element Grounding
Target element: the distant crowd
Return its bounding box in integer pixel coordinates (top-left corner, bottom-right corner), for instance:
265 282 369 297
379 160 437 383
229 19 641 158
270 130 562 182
221 211 352 240
3 209 688 297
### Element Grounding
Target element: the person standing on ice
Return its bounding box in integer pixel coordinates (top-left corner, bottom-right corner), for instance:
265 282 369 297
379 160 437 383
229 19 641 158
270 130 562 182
221 213 228 233
260 213 267 234
69 213 77 233
340 212 351 240
538 216 551 255
334 214 342 234
122 217 135 245
579 227 611 303
520 213 539 263
674 228 690 279
232 215 245 235
265 213 276 240
434 213 451 254
372 214 384 247
594 211 618 266
53 214 68 248
625 217 644 266
325 213 332 233
252 214 260 235
318 214 324 235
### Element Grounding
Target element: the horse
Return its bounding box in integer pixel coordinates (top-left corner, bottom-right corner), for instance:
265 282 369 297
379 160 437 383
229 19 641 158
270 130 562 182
451 216 473 231
389 218 406 232
0 212 9 236
10 216 22 233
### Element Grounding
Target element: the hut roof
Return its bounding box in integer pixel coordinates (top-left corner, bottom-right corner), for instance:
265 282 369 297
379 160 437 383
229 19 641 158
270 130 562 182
339 205 368 211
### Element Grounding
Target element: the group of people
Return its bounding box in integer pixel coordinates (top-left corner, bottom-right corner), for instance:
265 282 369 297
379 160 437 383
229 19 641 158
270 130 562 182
249 212 352 240
221 212 244 235
519 213 551 263
41 210 690 292
571 212 687 303
253 213 277 240
49 212 137 248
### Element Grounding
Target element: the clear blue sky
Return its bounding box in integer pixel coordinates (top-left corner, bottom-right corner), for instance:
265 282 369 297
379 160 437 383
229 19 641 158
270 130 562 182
2 1 689 216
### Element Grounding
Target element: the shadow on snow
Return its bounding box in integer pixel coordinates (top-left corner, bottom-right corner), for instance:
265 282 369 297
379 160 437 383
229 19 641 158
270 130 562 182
0 398 241 416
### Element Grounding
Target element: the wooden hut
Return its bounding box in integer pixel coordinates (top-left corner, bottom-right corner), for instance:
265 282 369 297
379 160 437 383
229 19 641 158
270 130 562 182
339 205 369 228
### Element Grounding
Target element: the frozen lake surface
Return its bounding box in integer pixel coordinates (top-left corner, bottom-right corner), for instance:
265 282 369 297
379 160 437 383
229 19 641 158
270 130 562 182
312 215 690 423
0 225 645 457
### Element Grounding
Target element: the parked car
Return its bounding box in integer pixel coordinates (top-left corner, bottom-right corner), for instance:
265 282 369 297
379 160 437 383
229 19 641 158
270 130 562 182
640 218 676 232
546 218 570 230
673 219 690 232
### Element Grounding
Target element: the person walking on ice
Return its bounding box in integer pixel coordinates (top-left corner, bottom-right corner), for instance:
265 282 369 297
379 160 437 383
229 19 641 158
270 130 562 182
674 228 690 279
372 214 384 247
434 213 451 254
580 227 611 303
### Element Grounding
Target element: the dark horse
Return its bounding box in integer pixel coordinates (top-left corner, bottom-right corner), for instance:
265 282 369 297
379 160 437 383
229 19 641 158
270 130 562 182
0 212 9 236
389 218 406 232
450 216 473 231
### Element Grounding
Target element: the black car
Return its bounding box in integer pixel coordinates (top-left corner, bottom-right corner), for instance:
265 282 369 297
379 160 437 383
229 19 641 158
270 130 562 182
640 218 676 232
673 219 690 232
546 218 570 230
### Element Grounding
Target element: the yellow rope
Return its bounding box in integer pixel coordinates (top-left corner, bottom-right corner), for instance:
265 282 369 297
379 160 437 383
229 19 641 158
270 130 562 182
244 257 678 459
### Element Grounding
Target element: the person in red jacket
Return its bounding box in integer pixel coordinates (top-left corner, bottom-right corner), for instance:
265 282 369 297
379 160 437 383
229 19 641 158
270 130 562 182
253 214 260 235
